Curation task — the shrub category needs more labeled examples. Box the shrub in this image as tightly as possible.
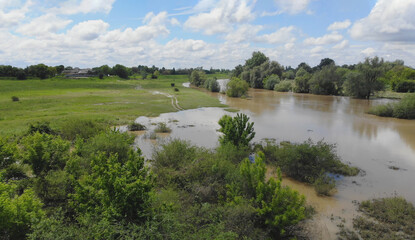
[59,119,106,141]
[395,80,415,92]
[270,139,358,183]
[0,180,45,239]
[353,197,415,239]
[98,73,104,79]
[204,78,220,92]
[154,122,171,133]
[171,83,175,87]
[274,80,293,92]
[11,96,19,102]
[174,87,179,92]
[369,95,415,119]
[313,173,336,196]
[128,122,146,131]
[28,121,55,135]
[226,77,249,97]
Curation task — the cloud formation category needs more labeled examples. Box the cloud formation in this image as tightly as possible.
[350,0,415,42]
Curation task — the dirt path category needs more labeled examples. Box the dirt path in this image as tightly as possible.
[151,91,183,111]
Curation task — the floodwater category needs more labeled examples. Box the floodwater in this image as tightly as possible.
[131,82,415,238]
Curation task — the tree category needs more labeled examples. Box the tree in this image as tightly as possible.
[296,62,312,73]
[112,64,129,79]
[55,65,65,75]
[263,74,280,90]
[233,64,243,78]
[317,58,335,70]
[294,67,311,93]
[21,132,70,177]
[0,179,45,239]
[231,153,306,238]
[70,150,153,223]
[218,113,255,147]
[16,69,27,80]
[245,51,269,70]
[190,70,206,87]
[249,66,262,88]
[309,65,341,95]
[226,77,249,97]
[343,57,386,99]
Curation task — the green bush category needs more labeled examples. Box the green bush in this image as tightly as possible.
[313,173,335,196]
[204,78,220,92]
[368,103,394,117]
[59,119,106,141]
[274,80,293,92]
[369,95,415,119]
[0,179,45,239]
[395,80,415,92]
[226,77,249,97]
[28,121,56,135]
[20,132,70,176]
[11,96,19,102]
[128,122,146,131]
[154,122,171,133]
[265,139,358,183]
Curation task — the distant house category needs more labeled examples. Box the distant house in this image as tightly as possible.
[62,67,96,78]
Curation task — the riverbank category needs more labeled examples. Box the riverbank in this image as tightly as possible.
[0,75,226,135]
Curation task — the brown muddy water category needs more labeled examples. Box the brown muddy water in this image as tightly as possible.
[126,84,415,238]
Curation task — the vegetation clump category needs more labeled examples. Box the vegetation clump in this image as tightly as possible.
[257,139,359,195]
[11,96,19,102]
[154,122,172,133]
[128,122,146,131]
[274,80,293,92]
[353,197,415,239]
[226,77,249,97]
[369,94,415,119]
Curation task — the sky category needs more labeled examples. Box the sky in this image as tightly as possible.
[0,0,415,69]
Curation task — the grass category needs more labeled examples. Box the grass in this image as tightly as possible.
[0,75,225,135]
[368,94,415,119]
[353,197,415,239]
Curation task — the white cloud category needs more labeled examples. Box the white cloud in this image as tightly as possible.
[0,0,32,28]
[327,19,351,31]
[184,0,255,35]
[16,14,72,36]
[304,33,343,45]
[225,24,263,43]
[53,0,116,15]
[68,20,109,40]
[255,26,296,44]
[350,0,415,42]
[310,46,324,54]
[361,47,376,56]
[332,40,349,49]
[268,0,311,15]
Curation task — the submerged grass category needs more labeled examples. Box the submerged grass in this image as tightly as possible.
[353,197,415,239]
[0,75,225,135]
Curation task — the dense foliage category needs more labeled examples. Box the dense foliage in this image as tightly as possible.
[226,77,249,97]
[218,113,255,147]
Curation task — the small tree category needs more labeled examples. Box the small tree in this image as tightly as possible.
[112,64,129,79]
[218,113,255,147]
[226,77,249,97]
[190,70,206,87]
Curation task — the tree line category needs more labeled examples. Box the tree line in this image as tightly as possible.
[231,52,415,99]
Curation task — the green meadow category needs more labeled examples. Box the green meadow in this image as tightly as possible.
[0,74,227,135]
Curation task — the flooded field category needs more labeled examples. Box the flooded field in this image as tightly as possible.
[130,85,415,238]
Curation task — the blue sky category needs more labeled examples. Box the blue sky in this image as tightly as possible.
[0,0,414,69]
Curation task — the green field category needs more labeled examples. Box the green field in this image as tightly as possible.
[0,74,227,135]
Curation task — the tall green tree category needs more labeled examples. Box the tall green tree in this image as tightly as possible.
[244,51,269,70]
[344,57,385,99]
[218,113,255,147]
